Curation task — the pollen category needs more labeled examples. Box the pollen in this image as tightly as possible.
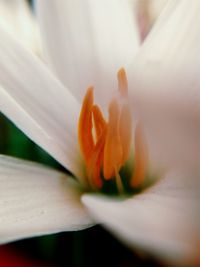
[78,68,148,193]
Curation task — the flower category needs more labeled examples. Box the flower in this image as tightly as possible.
[0,0,199,266]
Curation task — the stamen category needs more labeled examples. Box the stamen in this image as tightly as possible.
[103,99,123,180]
[87,130,106,189]
[119,104,132,165]
[92,105,107,143]
[115,167,124,194]
[78,87,94,164]
[78,68,149,193]
[117,68,128,96]
[131,123,148,188]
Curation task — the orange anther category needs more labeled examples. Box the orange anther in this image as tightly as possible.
[117,68,128,96]
[92,105,107,142]
[103,99,123,179]
[87,129,106,189]
[131,124,148,188]
[119,104,132,165]
[78,68,147,192]
[78,87,94,164]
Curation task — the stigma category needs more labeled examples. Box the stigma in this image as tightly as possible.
[78,68,148,193]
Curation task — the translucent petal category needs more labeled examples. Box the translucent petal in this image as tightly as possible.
[37,0,140,107]
[82,170,200,265]
[129,0,200,117]
[0,155,93,244]
[0,26,82,177]
[128,0,200,170]
[0,0,41,54]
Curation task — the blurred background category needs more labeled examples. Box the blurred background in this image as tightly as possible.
[0,0,165,266]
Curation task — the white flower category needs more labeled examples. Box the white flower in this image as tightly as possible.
[0,0,199,266]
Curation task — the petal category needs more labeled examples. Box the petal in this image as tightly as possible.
[138,110,200,175]
[0,25,82,178]
[0,155,93,244]
[147,0,169,24]
[36,0,140,106]
[136,0,169,41]
[0,0,41,54]
[129,0,200,116]
[128,0,200,170]
[82,171,200,265]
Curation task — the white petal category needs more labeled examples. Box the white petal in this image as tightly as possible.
[0,0,41,54]
[136,0,169,40]
[140,111,200,174]
[147,0,169,23]
[82,171,200,265]
[128,0,200,170]
[36,0,140,106]
[129,0,200,116]
[0,25,83,178]
[0,155,93,244]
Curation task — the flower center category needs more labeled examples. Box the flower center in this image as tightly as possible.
[78,68,149,194]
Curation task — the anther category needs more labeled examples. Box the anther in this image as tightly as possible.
[117,68,128,96]
[78,87,94,164]
[78,68,149,193]
[131,123,148,188]
[103,99,123,179]
[92,105,107,143]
